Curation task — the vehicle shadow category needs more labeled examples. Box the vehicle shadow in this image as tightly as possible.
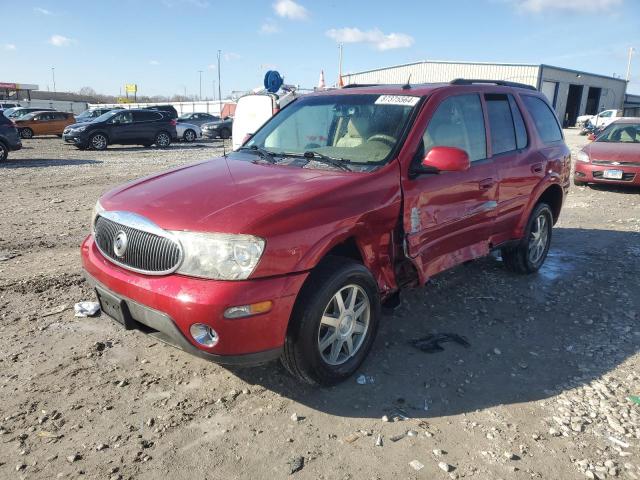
[586,184,640,194]
[230,227,640,419]
[0,158,102,168]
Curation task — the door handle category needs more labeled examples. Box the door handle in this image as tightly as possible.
[478,178,495,190]
[531,163,543,174]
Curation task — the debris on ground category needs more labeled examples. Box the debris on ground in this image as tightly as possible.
[409,333,470,353]
[42,304,69,317]
[409,460,424,471]
[438,461,454,472]
[356,374,375,385]
[74,301,101,317]
[375,434,383,447]
[288,456,304,474]
[343,433,359,444]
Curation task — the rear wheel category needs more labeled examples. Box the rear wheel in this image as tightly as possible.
[501,202,553,274]
[154,131,171,148]
[89,133,108,150]
[281,257,381,385]
[0,142,8,162]
[183,129,196,142]
[20,128,33,139]
[220,128,231,140]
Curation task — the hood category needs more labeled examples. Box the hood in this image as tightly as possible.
[65,123,89,129]
[100,153,361,235]
[583,142,640,163]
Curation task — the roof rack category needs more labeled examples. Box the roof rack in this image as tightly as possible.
[449,78,537,91]
[342,83,381,89]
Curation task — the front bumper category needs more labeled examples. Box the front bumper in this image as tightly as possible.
[202,129,221,138]
[574,162,640,185]
[81,235,308,364]
[63,132,87,146]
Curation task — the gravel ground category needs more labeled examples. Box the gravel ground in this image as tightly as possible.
[0,131,638,480]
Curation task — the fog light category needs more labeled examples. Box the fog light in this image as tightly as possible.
[190,323,219,347]
[224,300,273,319]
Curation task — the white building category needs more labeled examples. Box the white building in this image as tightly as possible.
[343,61,628,127]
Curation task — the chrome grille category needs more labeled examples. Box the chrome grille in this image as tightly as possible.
[94,214,181,275]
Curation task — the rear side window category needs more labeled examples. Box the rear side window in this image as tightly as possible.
[508,96,528,149]
[485,94,516,155]
[133,111,162,122]
[423,94,486,162]
[522,95,562,143]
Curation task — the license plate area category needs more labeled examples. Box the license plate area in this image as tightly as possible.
[95,287,135,329]
[603,169,623,180]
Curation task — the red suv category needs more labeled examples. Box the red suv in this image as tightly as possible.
[82,80,571,385]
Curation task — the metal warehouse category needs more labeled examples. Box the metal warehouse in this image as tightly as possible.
[343,61,628,127]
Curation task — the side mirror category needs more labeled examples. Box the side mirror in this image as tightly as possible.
[413,146,470,176]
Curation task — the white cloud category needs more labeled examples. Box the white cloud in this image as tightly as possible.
[149,60,160,65]
[223,52,241,61]
[326,28,414,51]
[260,19,280,34]
[34,7,53,15]
[48,34,73,47]
[208,64,216,70]
[512,0,623,12]
[2,43,16,51]
[273,0,308,20]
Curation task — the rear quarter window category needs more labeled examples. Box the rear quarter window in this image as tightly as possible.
[134,111,163,122]
[521,95,563,144]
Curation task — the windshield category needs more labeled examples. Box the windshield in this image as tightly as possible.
[596,123,640,143]
[77,110,95,119]
[245,94,420,167]
[93,110,121,123]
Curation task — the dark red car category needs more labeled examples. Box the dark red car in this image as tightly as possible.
[574,118,640,186]
[82,80,571,385]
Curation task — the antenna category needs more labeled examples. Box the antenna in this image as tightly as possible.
[402,74,412,90]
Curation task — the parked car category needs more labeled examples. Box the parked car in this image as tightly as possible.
[63,109,177,150]
[75,107,122,123]
[0,102,21,110]
[202,117,233,139]
[574,118,640,186]
[176,122,201,142]
[15,111,75,139]
[82,80,570,385]
[178,112,220,127]
[0,113,22,161]
[6,107,56,119]
[576,109,619,129]
[144,105,178,119]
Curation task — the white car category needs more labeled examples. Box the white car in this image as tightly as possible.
[577,109,619,128]
[176,122,201,142]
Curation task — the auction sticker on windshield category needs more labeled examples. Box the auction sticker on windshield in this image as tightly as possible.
[375,95,420,106]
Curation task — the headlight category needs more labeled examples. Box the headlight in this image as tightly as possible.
[576,151,590,163]
[172,231,265,280]
[90,200,104,232]
[74,126,88,132]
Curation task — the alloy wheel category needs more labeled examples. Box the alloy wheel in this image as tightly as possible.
[91,134,107,150]
[0,144,7,161]
[317,284,371,366]
[184,130,195,142]
[528,213,549,265]
[157,133,170,147]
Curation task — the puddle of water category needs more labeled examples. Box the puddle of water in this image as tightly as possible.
[538,250,582,281]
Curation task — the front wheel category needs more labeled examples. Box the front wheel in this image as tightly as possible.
[0,142,8,162]
[154,131,171,148]
[183,129,196,142]
[20,128,33,139]
[281,257,381,385]
[501,202,553,274]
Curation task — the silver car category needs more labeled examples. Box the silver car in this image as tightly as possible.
[177,112,220,127]
[176,122,202,143]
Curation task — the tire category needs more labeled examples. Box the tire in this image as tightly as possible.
[154,131,171,148]
[501,202,553,274]
[0,141,8,162]
[220,128,231,140]
[89,133,108,150]
[183,129,196,143]
[20,128,33,139]
[281,257,381,385]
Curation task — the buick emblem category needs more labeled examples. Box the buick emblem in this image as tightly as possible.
[113,231,128,257]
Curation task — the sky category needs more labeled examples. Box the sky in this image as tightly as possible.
[1,0,639,98]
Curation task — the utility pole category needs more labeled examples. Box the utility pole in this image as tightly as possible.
[51,67,56,93]
[338,43,343,87]
[198,70,204,100]
[217,50,222,116]
[626,47,635,82]
[212,80,215,101]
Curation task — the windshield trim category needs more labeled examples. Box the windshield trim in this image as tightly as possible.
[244,93,426,169]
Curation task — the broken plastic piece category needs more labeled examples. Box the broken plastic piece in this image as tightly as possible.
[74,301,101,317]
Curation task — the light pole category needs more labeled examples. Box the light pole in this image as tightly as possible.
[626,47,635,82]
[51,67,56,93]
[217,50,222,116]
[198,70,203,100]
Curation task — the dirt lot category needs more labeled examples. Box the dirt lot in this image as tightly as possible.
[0,131,639,480]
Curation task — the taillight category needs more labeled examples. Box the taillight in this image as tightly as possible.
[170,119,177,126]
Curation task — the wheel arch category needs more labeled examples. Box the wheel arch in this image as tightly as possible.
[513,179,564,238]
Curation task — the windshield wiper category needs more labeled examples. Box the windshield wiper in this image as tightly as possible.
[281,151,352,172]
[238,145,277,164]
